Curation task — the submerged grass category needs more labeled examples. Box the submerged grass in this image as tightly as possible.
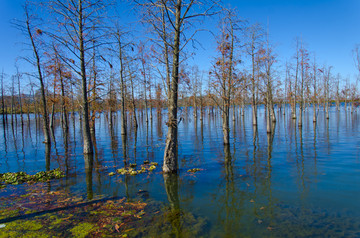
[0,183,208,237]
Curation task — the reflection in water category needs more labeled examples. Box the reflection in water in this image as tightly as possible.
[109,120,119,166]
[63,129,70,177]
[2,106,360,237]
[313,121,318,179]
[84,153,94,200]
[45,143,51,172]
[2,121,7,154]
[163,173,181,237]
[223,144,235,236]
[133,126,138,164]
[122,133,127,166]
[157,113,163,139]
[265,125,275,223]
[45,143,51,192]
[146,121,149,161]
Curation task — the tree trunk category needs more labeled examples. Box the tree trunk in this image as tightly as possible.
[17,72,24,126]
[118,33,127,136]
[79,0,93,154]
[163,0,181,173]
[59,70,68,131]
[222,105,230,144]
[1,71,6,128]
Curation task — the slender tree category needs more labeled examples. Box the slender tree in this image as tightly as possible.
[210,9,241,144]
[246,23,263,126]
[48,0,109,154]
[16,4,51,144]
[1,70,6,128]
[137,0,219,173]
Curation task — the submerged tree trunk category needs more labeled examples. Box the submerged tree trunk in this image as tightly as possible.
[163,0,182,173]
[222,105,230,144]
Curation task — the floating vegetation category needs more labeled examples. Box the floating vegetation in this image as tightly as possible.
[187,168,202,173]
[114,162,159,176]
[0,168,65,188]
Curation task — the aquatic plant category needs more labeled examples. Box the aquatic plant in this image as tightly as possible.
[0,168,65,188]
[187,168,202,173]
[113,162,159,176]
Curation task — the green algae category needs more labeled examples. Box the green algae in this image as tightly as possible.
[0,219,48,238]
[70,222,96,238]
[0,168,65,188]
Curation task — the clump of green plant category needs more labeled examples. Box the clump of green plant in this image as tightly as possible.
[70,222,96,238]
[112,162,159,176]
[187,168,202,173]
[0,168,65,188]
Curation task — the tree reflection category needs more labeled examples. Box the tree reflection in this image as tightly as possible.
[109,119,119,166]
[45,143,51,191]
[122,133,127,166]
[223,143,235,236]
[84,153,94,200]
[45,143,51,172]
[157,112,163,139]
[163,173,181,237]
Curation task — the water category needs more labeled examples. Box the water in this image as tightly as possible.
[1,105,360,237]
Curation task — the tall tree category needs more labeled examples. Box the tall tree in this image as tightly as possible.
[137,0,219,173]
[298,42,309,128]
[311,55,319,123]
[114,27,128,136]
[1,70,6,128]
[258,34,277,133]
[246,23,263,126]
[15,4,51,144]
[49,0,109,154]
[210,9,241,144]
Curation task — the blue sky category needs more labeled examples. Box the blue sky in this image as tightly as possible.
[1,0,360,85]
[228,0,360,79]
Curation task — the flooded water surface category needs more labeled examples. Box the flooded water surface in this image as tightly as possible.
[1,105,360,237]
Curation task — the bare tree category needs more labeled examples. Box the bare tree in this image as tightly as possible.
[311,55,319,123]
[324,65,332,119]
[136,0,220,173]
[246,23,263,126]
[1,70,6,128]
[48,0,109,154]
[298,41,309,128]
[210,9,241,144]
[258,34,277,133]
[13,3,51,144]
